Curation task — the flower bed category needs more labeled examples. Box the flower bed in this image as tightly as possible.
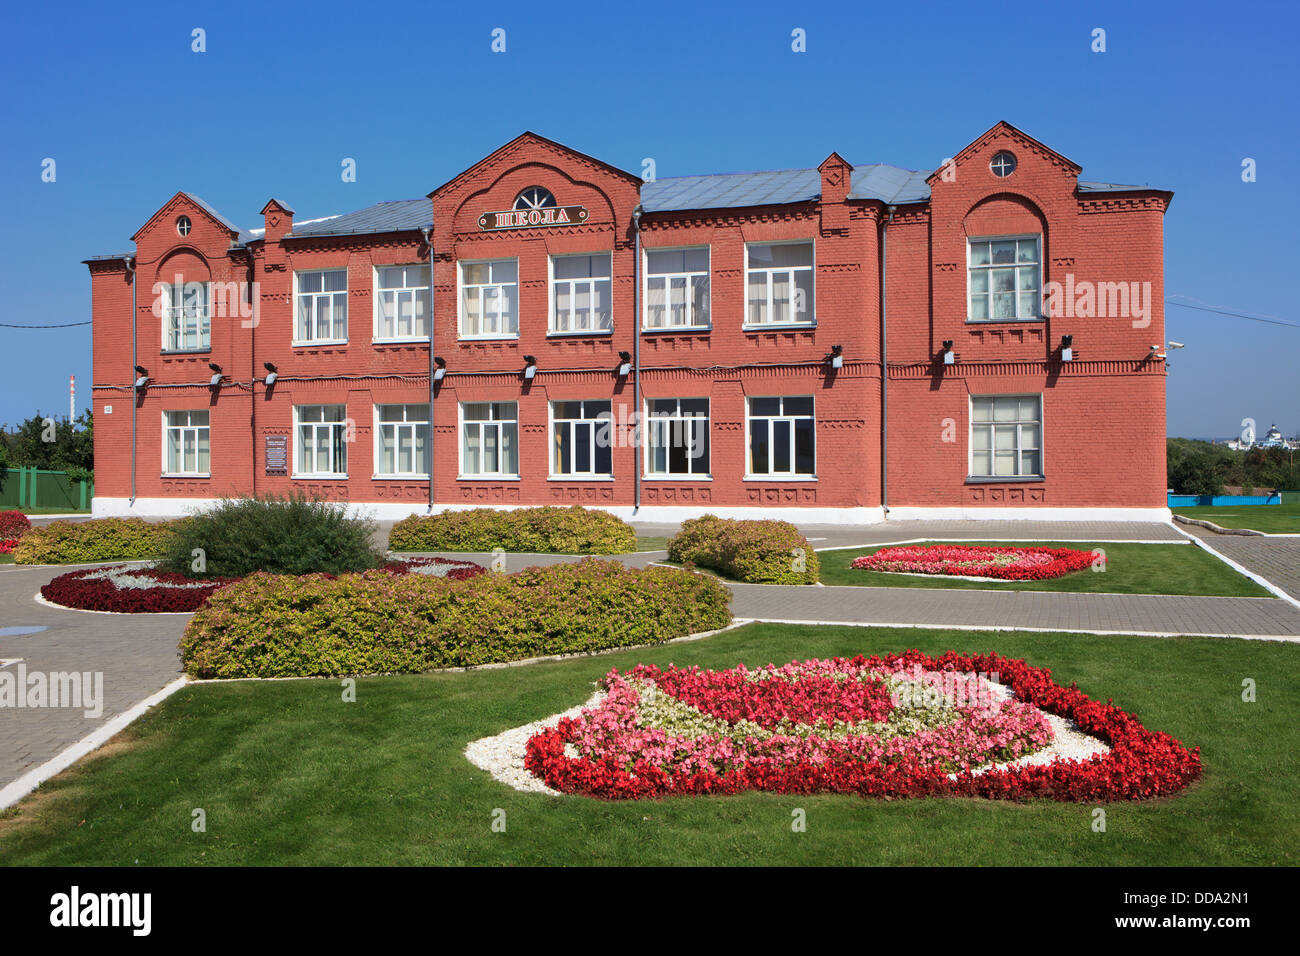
[0,538,19,555]
[524,650,1201,802]
[850,544,1101,581]
[40,556,485,614]
[0,510,32,540]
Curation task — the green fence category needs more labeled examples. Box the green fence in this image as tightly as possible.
[0,467,93,511]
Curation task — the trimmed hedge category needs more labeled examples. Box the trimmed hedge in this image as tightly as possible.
[667,515,820,585]
[181,559,732,678]
[388,506,637,555]
[12,518,180,565]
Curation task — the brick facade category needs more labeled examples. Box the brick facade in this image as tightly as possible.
[87,122,1172,522]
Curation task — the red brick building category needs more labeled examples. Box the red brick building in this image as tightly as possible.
[86,121,1173,523]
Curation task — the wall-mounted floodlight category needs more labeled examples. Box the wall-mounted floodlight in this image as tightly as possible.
[617,351,632,377]
[941,340,955,365]
[263,362,278,386]
[433,356,446,382]
[133,365,149,388]
[826,344,843,370]
[1060,334,1073,362]
[522,355,537,380]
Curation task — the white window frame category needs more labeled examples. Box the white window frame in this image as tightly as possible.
[458,258,519,339]
[966,234,1041,323]
[373,264,431,342]
[162,409,210,477]
[549,399,613,479]
[968,394,1043,479]
[643,398,711,478]
[548,253,613,335]
[642,245,711,331]
[744,240,815,328]
[745,396,816,479]
[373,403,431,478]
[161,281,211,352]
[293,404,349,478]
[293,269,349,345]
[458,401,520,479]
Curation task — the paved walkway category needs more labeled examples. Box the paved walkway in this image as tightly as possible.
[1178,525,1300,602]
[0,564,185,790]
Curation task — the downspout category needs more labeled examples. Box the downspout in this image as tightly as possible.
[880,206,895,518]
[631,206,643,514]
[126,255,137,506]
[423,226,435,513]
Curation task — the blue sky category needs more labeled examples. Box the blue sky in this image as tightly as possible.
[1,0,1296,438]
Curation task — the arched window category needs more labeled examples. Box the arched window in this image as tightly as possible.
[514,186,556,211]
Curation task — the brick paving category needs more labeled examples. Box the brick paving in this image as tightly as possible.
[1178,527,1300,602]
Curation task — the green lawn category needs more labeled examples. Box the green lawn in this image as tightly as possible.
[817,541,1270,597]
[1174,503,1300,535]
[1,622,1296,866]
[635,535,670,552]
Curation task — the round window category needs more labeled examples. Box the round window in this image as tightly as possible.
[176,215,192,237]
[514,186,556,210]
[989,151,1017,178]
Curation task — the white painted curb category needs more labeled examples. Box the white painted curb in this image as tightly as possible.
[1171,523,1300,610]
[0,677,190,812]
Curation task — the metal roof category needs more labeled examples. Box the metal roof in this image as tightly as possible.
[183,192,254,242]
[289,199,431,238]
[1077,181,1166,194]
[641,164,934,212]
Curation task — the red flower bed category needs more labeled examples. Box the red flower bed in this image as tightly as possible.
[0,510,32,539]
[851,544,1101,580]
[524,650,1201,802]
[40,556,487,613]
[0,538,20,555]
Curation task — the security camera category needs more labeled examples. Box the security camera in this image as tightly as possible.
[1168,341,1185,349]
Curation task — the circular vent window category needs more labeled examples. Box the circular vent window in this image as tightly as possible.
[989,151,1017,178]
[176,215,192,237]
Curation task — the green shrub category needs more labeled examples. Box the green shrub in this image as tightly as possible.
[388,506,637,554]
[13,517,179,564]
[180,559,732,677]
[667,515,820,584]
[155,494,382,578]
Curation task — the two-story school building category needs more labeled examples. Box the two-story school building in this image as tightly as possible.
[85,121,1173,523]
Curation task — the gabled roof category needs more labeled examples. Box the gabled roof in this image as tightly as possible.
[131,191,250,243]
[286,199,430,238]
[429,130,641,199]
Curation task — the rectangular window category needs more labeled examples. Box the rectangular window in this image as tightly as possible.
[295,270,348,343]
[460,402,519,477]
[163,282,210,351]
[644,247,710,329]
[646,398,710,476]
[746,242,814,326]
[551,254,612,333]
[375,403,430,476]
[747,396,815,477]
[970,395,1042,478]
[460,259,518,337]
[968,236,1040,321]
[295,404,348,476]
[551,400,612,477]
[375,265,430,340]
[163,410,210,475]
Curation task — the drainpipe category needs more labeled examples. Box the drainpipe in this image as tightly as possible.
[880,206,895,518]
[423,226,435,513]
[631,206,643,514]
[126,255,137,507]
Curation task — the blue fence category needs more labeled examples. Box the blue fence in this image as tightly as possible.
[1168,493,1282,507]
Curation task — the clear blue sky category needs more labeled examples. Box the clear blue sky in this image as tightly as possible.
[1,0,1295,439]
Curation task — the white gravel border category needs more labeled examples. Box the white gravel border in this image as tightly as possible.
[465,677,1110,795]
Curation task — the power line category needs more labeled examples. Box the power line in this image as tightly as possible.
[1166,300,1300,329]
[0,320,91,328]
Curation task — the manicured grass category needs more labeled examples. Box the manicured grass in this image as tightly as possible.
[1,622,1296,866]
[817,541,1271,597]
[20,508,91,516]
[635,535,670,552]
[1174,503,1300,535]
[0,554,13,564]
